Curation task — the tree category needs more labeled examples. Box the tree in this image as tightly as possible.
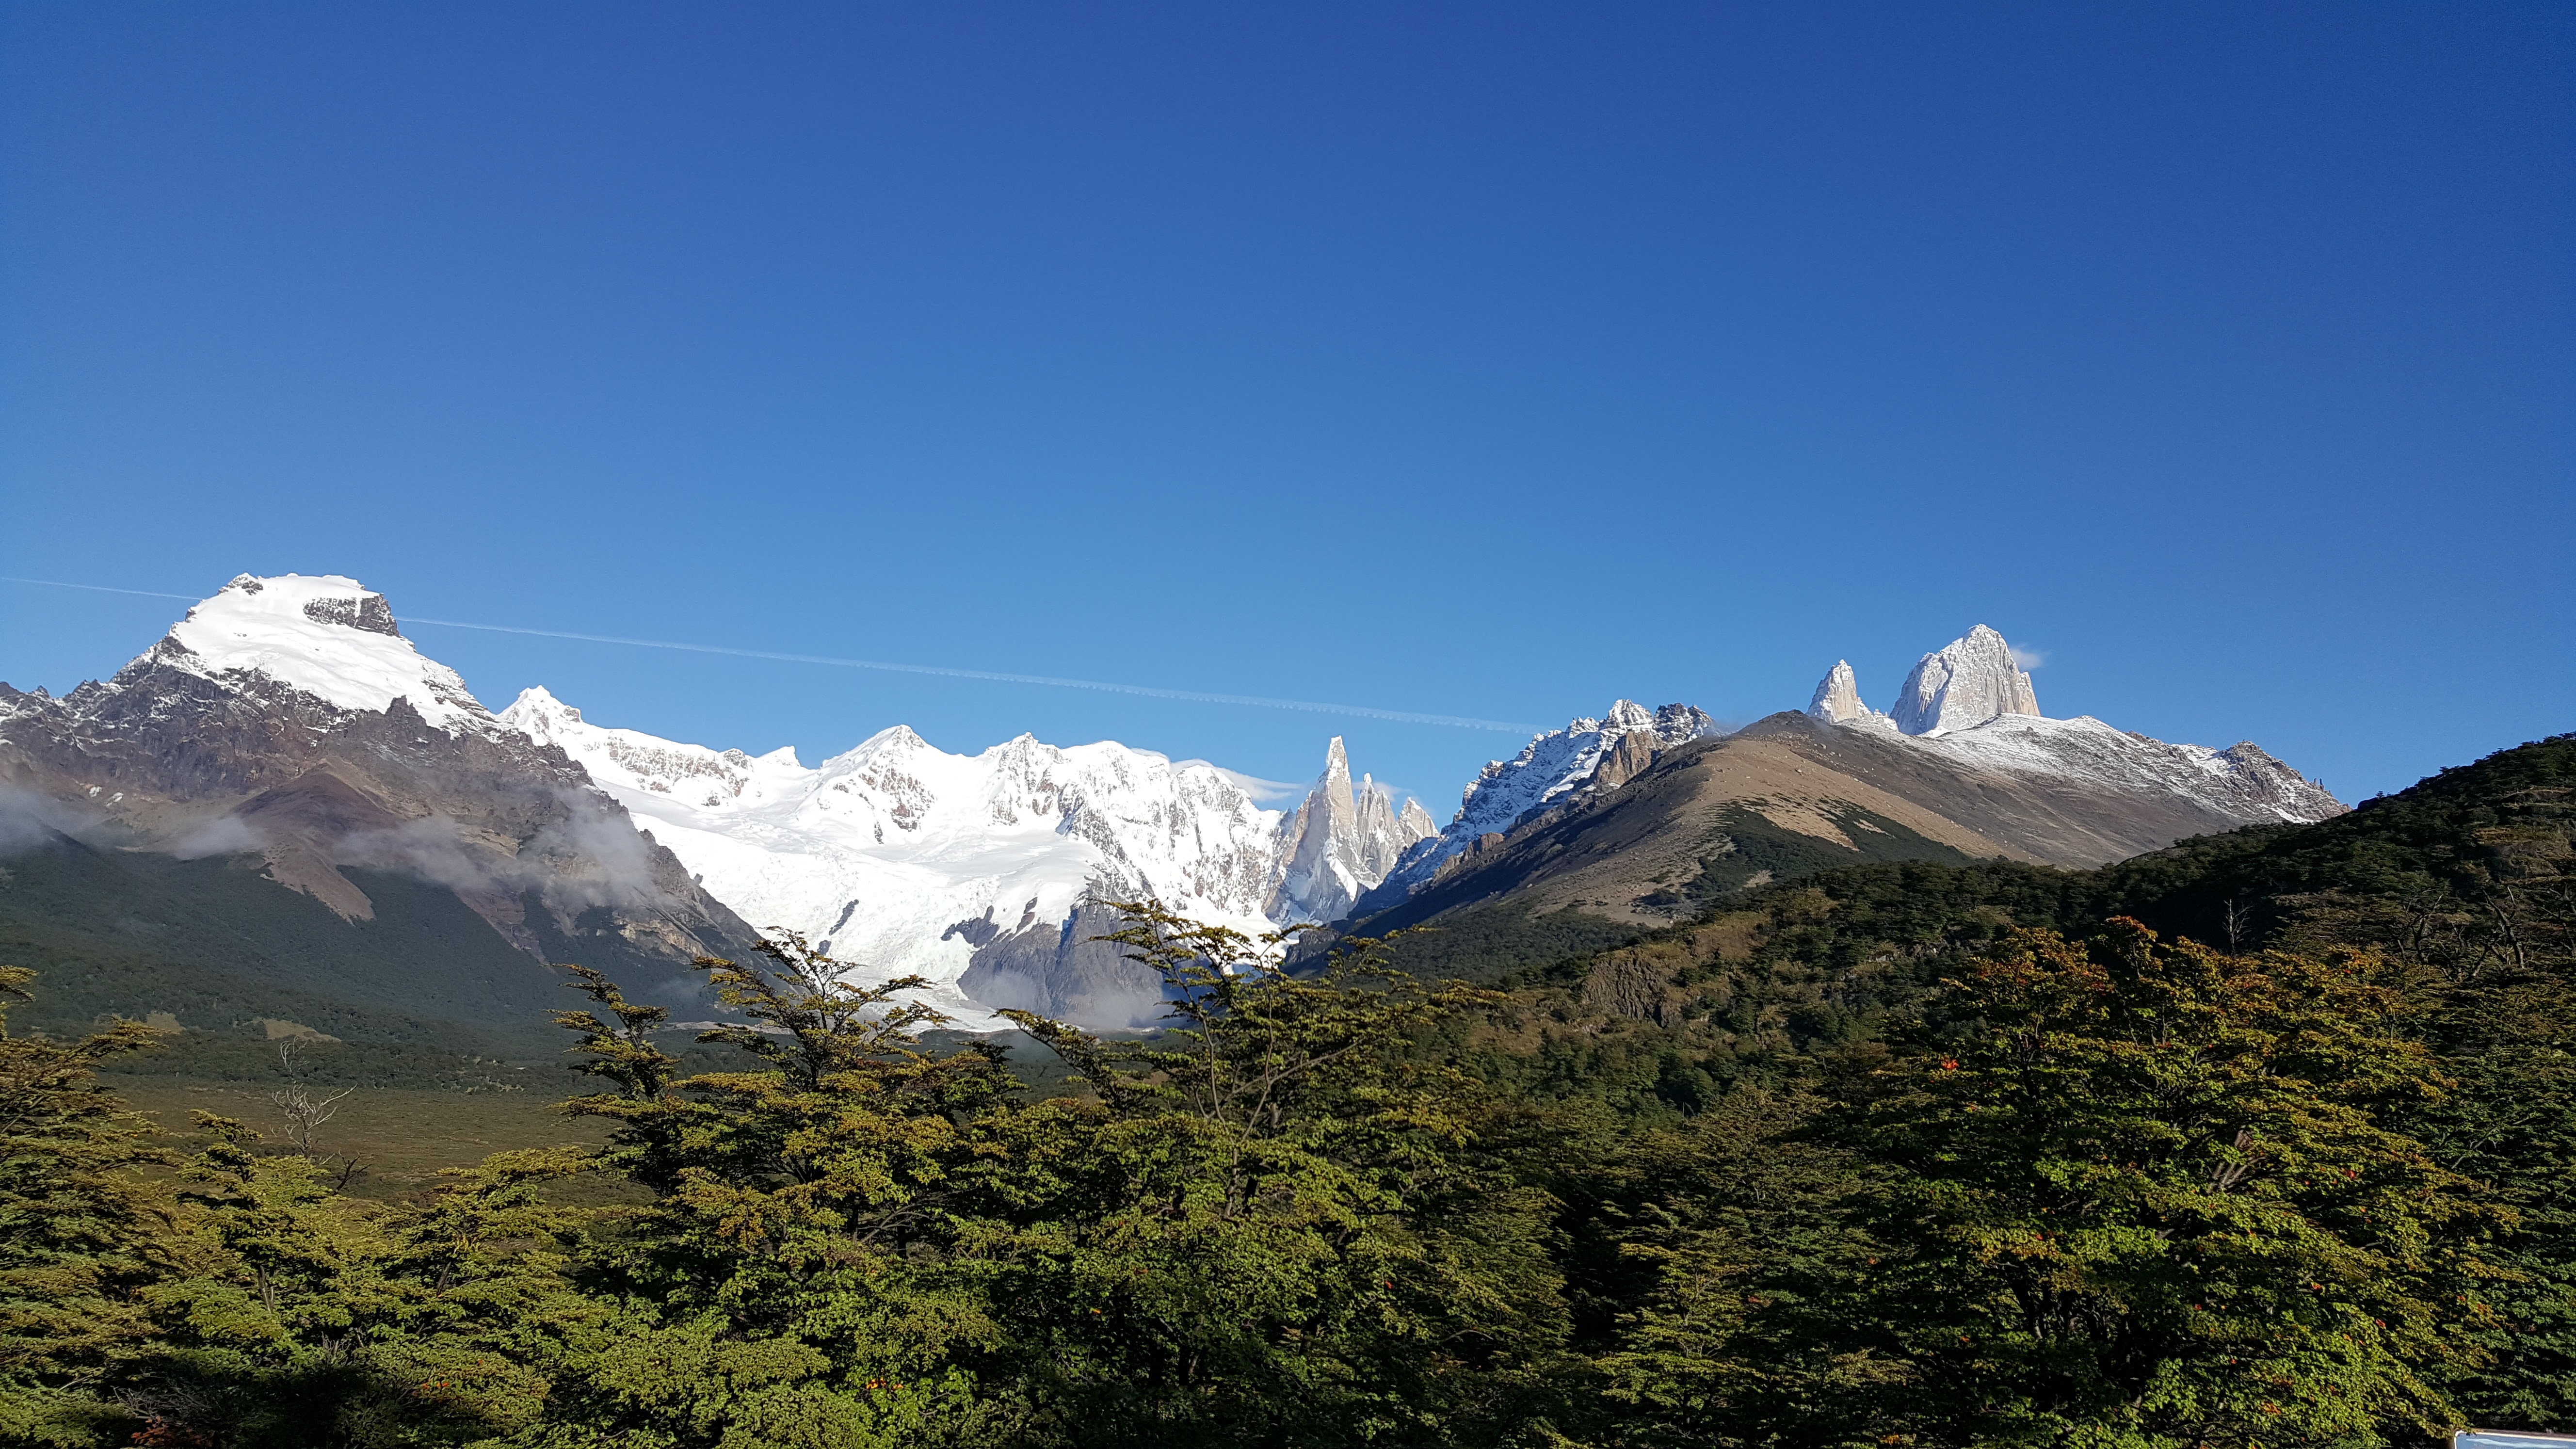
[1819,921,2496,1448]
[988,905,1573,1448]
[0,967,175,1448]
[530,936,1029,1448]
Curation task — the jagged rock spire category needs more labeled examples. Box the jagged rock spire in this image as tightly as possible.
[1268,737,1436,924]
[1808,660,1868,723]
[1890,625,2039,735]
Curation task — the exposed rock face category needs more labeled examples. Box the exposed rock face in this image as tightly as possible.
[1269,738,1439,924]
[1890,625,2040,735]
[956,900,1170,1030]
[1359,700,1726,913]
[1807,660,1869,723]
[1335,708,2351,951]
[0,576,757,990]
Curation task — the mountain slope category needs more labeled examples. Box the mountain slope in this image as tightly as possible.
[0,574,758,1028]
[1329,625,2343,961]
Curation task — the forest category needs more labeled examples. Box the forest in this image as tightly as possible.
[2,734,2568,1448]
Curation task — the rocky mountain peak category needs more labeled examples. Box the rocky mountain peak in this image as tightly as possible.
[1807,660,1868,723]
[1360,698,1728,911]
[142,573,496,735]
[1269,737,1435,924]
[497,685,582,739]
[1890,625,2040,736]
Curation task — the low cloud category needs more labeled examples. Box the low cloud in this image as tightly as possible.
[2009,643,2048,670]
[337,789,666,911]
[1208,767,1310,807]
[167,815,267,859]
[0,787,95,855]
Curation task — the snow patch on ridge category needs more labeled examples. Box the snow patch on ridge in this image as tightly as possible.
[1373,700,1724,901]
[150,574,496,734]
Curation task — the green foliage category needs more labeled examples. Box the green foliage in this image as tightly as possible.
[988,906,1572,1446]
[536,937,1026,1447]
[0,967,175,1447]
[1820,924,2492,1447]
[1361,899,1646,986]
[0,734,2570,1444]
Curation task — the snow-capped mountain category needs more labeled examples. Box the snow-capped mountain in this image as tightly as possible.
[143,573,500,735]
[497,689,1435,1025]
[1803,625,2342,824]
[1341,625,2343,933]
[1361,700,1724,909]
[2,575,2352,1032]
[0,575,755,1014]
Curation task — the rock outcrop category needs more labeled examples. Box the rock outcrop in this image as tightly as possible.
[1359,700,1726,913]
[1890,625,2041,735]
[1269,738,1439,924]
[1807,660,1869,723]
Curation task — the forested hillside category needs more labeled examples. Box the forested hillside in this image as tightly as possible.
[0,736,2567,1447]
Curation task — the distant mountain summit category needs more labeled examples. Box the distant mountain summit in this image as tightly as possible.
[1888,624,2042,733]
[1,574,1434,1030]
[1336,625,2344,949]
[1801,626,2342,825]
[0,574,757,1033]
[500,686,1433,1026]
[1358,701,1722,914]
[0,580,2349,1034]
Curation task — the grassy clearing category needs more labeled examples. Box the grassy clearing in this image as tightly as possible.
[115,1078,614,1199]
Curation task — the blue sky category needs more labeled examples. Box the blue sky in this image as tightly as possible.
[3,2,2568,814]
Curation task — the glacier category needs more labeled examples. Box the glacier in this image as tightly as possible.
[498,688,1435,1022]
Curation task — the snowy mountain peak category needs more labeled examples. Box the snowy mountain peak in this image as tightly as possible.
[1808,661,1869,723]
[1795,626,2342,826]
[498,699,1431,1018]
[505,684,581,724]
[1367,699,1726,904]
[1268,737,1436,925]
[1321,734,1352,784]
[143,573,495,734]
[1890,625,2039,736]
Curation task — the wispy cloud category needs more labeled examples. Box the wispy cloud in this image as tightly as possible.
[2009,642,2048,670]
[1208,767,1309,806]
[1,575,1541,735]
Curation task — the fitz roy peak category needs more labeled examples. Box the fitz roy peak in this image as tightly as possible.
[1889,625,2042,734]
[1802,625,2342,826]
[1339,623,2346,937]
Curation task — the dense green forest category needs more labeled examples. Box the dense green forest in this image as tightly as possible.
[2,735,2568,1447]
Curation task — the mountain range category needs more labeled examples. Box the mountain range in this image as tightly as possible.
[0,576,2344,1030]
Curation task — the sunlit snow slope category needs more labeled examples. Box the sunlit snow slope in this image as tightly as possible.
[499,690,1432,1020]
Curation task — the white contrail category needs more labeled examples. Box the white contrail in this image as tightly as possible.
[1,575,1542,735]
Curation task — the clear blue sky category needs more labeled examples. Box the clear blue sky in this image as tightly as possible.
[3,3,2568,814]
